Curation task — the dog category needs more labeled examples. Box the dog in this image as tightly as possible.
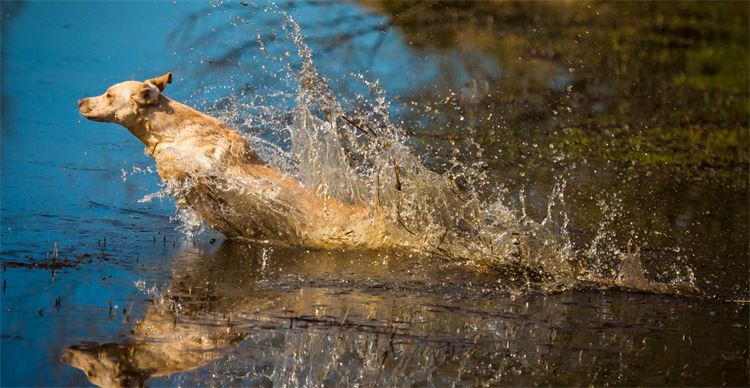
[78,73,397,249]
[75,73,574,274]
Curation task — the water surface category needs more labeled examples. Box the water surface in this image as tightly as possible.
[1,1,747,386]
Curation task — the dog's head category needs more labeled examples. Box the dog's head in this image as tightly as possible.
[78,72,172,124]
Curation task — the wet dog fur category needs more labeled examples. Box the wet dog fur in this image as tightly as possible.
[78,73,383,248]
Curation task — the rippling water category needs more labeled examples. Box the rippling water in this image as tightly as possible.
[1,1,747,386]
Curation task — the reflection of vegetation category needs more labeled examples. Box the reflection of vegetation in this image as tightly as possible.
[366,0,748,186]
[173,1,748,186]
[561,126,748,171]
[359,1,747,285]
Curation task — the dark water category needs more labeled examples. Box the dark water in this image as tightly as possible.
[1,1,748,386]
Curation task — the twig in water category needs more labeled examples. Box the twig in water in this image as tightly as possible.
[375,166,382,207]
[437,226,450,249]
[364,121,382,138]
[123,301,134,324]
[340,307,350,327]
[340,115,374,138]
[396,213,416,236]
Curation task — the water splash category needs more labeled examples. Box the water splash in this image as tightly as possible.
[140,2,696,295]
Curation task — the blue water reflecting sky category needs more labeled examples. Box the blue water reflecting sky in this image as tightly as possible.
[2,3,187,383]
[0,1,442,384]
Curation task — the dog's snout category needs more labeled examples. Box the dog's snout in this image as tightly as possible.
[77,99,85,108]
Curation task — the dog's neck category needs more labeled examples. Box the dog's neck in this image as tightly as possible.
[122,96,221,150]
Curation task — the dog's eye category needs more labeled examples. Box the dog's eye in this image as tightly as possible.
[106,93,113,99]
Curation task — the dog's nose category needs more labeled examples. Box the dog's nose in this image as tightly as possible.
[77,99,85,108]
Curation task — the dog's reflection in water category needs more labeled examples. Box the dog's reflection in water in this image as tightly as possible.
[61,241,473,387]
[63,240,692,387]
[62,242,265,387]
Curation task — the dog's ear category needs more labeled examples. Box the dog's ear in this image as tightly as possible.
[145,72,172,92]
[131,83,161,106]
